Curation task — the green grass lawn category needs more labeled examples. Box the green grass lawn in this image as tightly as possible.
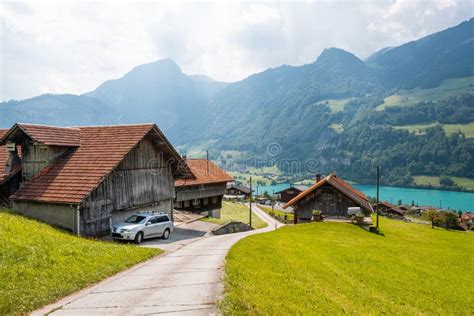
[222,217,474,314]
[329,123,344,134]
[228,172,273,185]
[443,123,474,138]
[201,201,267,229]
[0,210,160,315]
[317,97,353,112]
[414,175,474,191]
[393,122,474,139]
[258,205,294,222]
[377,76,474,110]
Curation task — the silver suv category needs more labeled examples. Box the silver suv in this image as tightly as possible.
[112,211,173,244]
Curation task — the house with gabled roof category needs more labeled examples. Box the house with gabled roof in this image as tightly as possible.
[284,173,373,223]
[226,183,251,198]
[175,159,233,213]
[1,123,191,236]
[275,185,309,203]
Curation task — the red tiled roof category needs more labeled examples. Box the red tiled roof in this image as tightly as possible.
[11,124,185,204]
[175,159,233,187]
[375,201,405,216]
[1,123,81,147]
[283,173,373,212]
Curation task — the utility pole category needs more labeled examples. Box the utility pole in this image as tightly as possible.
[272,189,274,214]
[376,165,380,234]
[249,176,252,228]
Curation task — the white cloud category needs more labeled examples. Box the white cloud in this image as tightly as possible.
[0,0,472,101]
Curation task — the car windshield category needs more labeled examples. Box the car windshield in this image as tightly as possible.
[124,215,147,224]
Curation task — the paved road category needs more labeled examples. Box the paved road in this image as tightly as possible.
[35,206,283,315]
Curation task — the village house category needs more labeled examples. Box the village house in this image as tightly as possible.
[373,201,405,218]
[174,159,233,216]
[226,183,251,199]
[284,173,374,223]
[0,123,192,236]
[275,185,308,203]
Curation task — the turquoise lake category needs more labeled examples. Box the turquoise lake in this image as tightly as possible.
[254,183,474,212]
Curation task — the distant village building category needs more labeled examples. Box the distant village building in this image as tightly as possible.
[0,123,191,237]
[174,159,233,214]
[373,201,405,218]
[276,185,308,203]
[226,183,251,199]
[284,173,374,223]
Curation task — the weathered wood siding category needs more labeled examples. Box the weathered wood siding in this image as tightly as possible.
[279,189,302,203]
[176,183,226,201]
[21,144,69,181]
[296,183,360,221]
[80,137,175,236]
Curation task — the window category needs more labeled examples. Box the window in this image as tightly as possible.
[212,196,218,204]
[125,215,147,223]
[148,216,159,224]
[193,199,200,206]
[203,198,208,205]
[184,200,190,207]
[157,215,169,223]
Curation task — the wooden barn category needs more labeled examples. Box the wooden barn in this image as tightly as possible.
[174,159,233,214]
[226,183,251,198]
[1,123,190,236]
[374,201,405,218]
[284,173,373,223]
[276,185,308,203]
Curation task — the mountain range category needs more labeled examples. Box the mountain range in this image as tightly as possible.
[1,17,473,188]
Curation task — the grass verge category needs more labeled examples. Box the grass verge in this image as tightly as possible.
[258,205,294,222]
[0,210,160,315]
[201,201,267,229]
[222,217,473,314]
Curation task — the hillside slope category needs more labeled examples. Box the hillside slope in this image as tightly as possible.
[0,210,159,315]
[367,17,474,89]
[223,218,474,314]
[85,59,227,143]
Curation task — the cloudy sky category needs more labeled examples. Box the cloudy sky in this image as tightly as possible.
[0,0,473,101]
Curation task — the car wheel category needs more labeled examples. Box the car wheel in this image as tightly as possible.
[162,229,170,240]
[134,232,144,244]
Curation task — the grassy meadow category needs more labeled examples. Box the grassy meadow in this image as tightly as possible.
[258,205,294,222]
[0,210,160,315]
[222,217,474,315]
[377,76,474,110]
[201,201,267,229]
[414,175,474,191]
[393,122,474,138]
[317,97,354,112]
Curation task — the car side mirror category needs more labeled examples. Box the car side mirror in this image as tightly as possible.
[146,222,151,226]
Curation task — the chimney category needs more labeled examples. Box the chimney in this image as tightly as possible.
[316,174,321,182]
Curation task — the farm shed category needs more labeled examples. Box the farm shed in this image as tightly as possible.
[175,159,233,214]
[284,173,374,223]
[276,185,308,203]
[226,183,251,198]
[1,123,190,236]
[374,201,405,218]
